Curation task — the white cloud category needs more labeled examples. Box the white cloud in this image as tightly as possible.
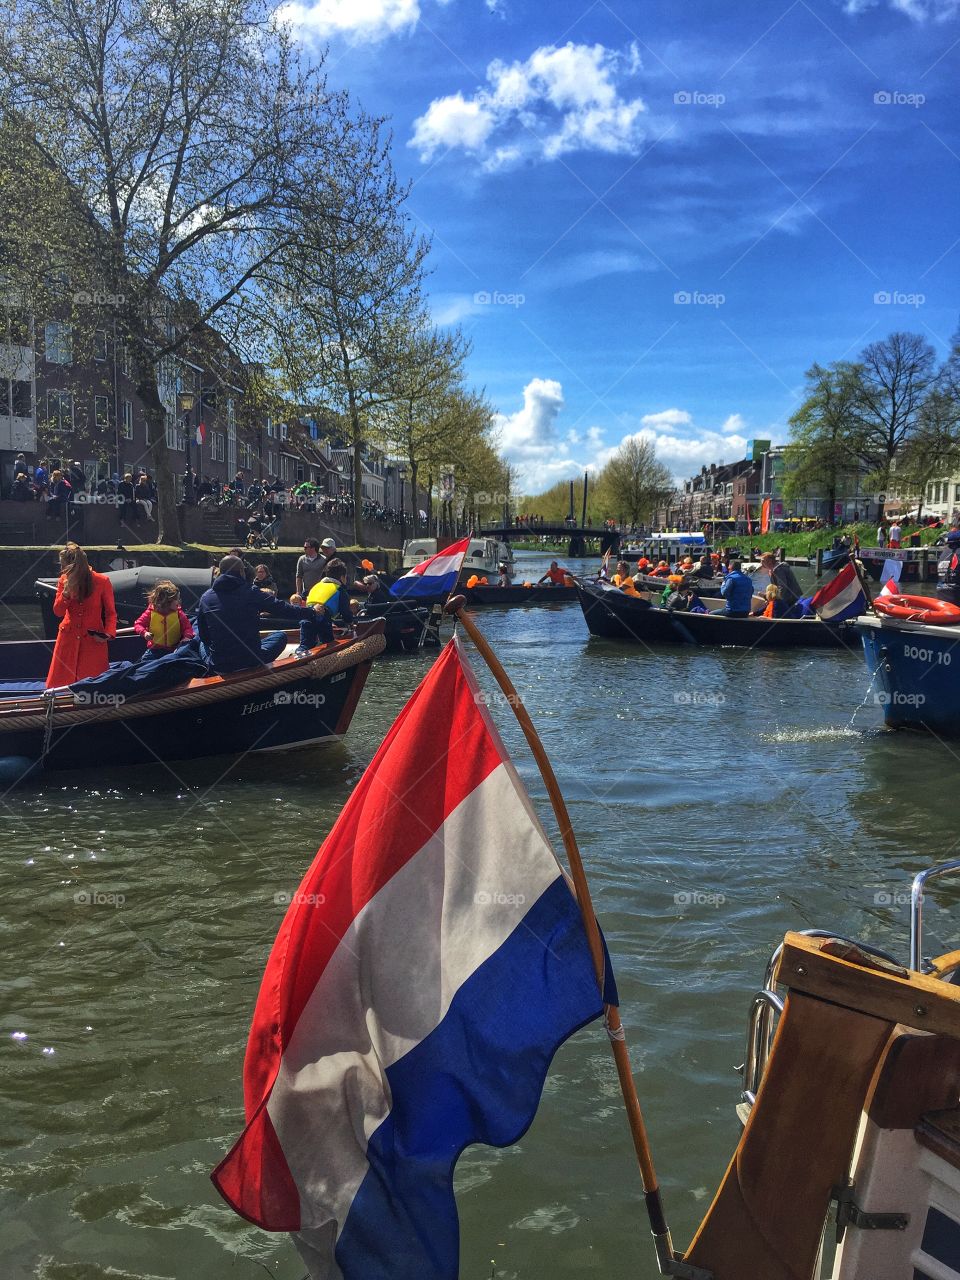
[840,0,959,16]
[720,412,746,435]
[409,41,646,167]
[430,292,482,326]
[275,0,419,43]
[530,249,661,289]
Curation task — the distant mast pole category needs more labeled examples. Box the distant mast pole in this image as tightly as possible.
[568,479,575,525]
[581,471,589,528]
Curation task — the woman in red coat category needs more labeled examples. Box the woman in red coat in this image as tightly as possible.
[46,543,118,688]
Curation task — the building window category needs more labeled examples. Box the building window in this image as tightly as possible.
[44,321,73,364]
[94,395,110,432]
[279,422,288,441]
[212,432,225,461]
[121,343,132,377]
[165,415,186,451]
[94,329,108,361]
[0,380,31,417]
[47,390,73,432]
[266,415,275,438]
[267,449,277,474]
[121,400,133,440]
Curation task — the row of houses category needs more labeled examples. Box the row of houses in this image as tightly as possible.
[657,440,960,530]
[0,289,412,510]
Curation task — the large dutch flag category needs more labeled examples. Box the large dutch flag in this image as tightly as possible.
[810,561,867,623]
[389,537,471,600]
[212,636,614,1279]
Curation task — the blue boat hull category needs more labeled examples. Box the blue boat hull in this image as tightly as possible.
[856,615,960,733]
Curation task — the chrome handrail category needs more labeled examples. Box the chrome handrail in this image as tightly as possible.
[911,860,960,972]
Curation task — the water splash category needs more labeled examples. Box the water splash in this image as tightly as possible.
[760,726,862,744]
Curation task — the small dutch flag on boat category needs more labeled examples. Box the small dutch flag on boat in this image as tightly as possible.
[389,536,471,600]
[810,562,867,623]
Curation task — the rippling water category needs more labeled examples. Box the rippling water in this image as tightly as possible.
[2,554,958,1279]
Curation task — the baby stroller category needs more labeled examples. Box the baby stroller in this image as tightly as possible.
[245,512,281,549]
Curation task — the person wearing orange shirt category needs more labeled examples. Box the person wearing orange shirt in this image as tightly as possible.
[537,561,570,586]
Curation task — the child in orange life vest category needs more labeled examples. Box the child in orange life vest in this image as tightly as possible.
[755,583,785,619]
[134,580,195,657]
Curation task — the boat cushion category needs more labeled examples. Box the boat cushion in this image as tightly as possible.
[0,681,49,697]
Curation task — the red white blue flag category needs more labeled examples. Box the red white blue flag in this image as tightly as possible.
[389,536,470,599]
[810,561,867,622]
[211,637,613,1278]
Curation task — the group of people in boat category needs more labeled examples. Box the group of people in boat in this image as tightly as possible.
[604,550,809,620]
[44,539,373,690]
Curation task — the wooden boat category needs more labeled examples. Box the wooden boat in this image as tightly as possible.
[632,571,724,597]
[682,860,960,1280]
[576,580,853,649]
[462,582,578,605]
[0,623,384,778]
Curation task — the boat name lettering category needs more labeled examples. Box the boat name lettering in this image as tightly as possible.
[904,644,951,664]
[242,697,286,716]
[329,672,346,684]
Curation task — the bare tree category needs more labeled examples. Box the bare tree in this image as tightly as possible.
[852,332,937,487]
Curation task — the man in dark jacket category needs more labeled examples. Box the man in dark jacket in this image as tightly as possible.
[196,556,327,673]
[760,552,803,615]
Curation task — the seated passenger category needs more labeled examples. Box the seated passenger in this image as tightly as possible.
[648,559,670,577]
[691,553,714,580]
[537,560,570,586]
[305,558,355,632]
[360,572,393,605]
[720,560,754,617]
[497,561,513,586]
[196,555,324,673]
[612,560,639,594]
[753,583,786,618]
[252,563,277,593]
[134,580,195,658]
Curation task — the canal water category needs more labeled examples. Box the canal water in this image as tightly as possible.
[1,552,958,1279]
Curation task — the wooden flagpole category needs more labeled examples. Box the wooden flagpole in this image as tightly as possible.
[446,598,703,1279]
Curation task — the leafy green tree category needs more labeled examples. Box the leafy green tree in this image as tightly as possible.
[894,389,960,519]
[597,437,672,527]
[784,361,863,519]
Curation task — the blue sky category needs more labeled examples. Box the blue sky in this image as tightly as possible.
[278,0,960,491]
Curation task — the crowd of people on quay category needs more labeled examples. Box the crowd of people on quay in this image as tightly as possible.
[43,537,381,689]
[7,453,159,524]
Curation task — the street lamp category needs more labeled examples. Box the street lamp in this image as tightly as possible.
[177,389,197,500]
[397,462,407,545]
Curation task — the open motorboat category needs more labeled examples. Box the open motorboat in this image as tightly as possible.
[0,623,384,780]
[401,536,513,577]
[576,579,855,649]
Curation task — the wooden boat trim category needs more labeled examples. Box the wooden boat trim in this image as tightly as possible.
[684,933,960,1279]
[0,633,385,732]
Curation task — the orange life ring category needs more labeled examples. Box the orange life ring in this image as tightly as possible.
[873,594,960,625]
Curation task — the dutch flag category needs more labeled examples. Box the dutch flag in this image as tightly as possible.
[389,537,471,600]
[810,562,867,623]
[212,637,614,1279]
